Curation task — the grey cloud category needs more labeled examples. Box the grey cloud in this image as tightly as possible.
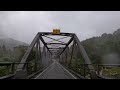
[0,11,120,44]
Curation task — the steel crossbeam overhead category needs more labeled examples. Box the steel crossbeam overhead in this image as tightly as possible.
[47,44,64,48]
[39,32,74,36]
[43,35,66,44]
[48,48,64,49]
[39,34,52,54]
[47,36,70,43]
[46,43,67,45]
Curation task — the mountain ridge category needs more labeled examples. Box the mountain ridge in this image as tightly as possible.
[81,28,120,64]
[0,37,28,50]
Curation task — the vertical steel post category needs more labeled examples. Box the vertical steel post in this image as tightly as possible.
[35,41,39,71]
[97,65,100,75]
[74,42,78,71]
[83,64,86,77]
[65,49,67,65]
[70,40,75,67]
[66,47,69,66]
[38,39,42,68]
[26,62,29,74]
[11,63,15,74]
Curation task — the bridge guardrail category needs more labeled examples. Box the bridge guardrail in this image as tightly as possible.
[59,63,86,79]
[0,62,53,79]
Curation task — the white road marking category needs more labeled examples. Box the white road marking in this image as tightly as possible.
[57,62,77,79]
[34,62,55,79]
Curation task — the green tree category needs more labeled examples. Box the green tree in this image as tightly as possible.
[2,45,7,54]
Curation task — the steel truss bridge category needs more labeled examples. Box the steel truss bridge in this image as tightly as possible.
[0,32,113,79]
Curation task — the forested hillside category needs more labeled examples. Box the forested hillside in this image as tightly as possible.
[0,37,28,62]
[81,29,120,64]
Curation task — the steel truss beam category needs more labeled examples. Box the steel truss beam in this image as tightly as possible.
[15,32,97,79]
[39,32,74,36]
[73,34,98,79]
[43,35,66,44]
[39,34,52,54]
[47,36,70,43]
[16,33,40,71]
[60,36,74,55]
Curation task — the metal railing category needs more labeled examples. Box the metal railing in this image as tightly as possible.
[1,62,120,79]
[0,61,53,79]
[59,63,120,79]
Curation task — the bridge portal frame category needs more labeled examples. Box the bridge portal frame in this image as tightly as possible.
[14,32,98,79]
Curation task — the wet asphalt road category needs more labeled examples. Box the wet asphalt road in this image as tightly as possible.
[35,61,77,79]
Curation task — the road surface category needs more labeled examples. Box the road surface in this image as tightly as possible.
[35,60,77,79]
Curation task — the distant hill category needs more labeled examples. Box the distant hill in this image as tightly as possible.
[0,37,28,50]
[81,29,120,64]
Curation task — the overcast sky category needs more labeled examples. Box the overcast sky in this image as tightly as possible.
[0,11,120,44]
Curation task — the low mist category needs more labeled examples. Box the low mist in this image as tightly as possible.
[102,53,120,64]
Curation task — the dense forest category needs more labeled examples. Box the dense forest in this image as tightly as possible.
[82,29,120,64]
[0,45,28,76]
[0,45,27,62]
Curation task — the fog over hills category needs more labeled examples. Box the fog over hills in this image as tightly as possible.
[0,37,28,50]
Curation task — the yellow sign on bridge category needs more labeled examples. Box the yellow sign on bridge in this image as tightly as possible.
[53,29,60,34]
